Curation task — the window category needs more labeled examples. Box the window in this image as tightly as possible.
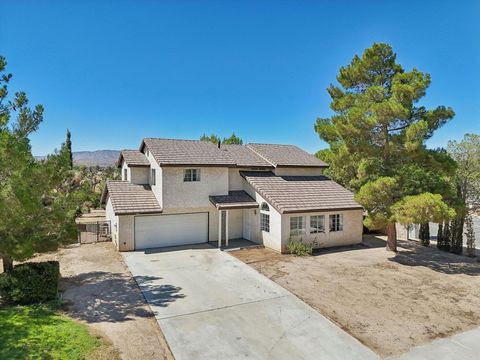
[260,202,270,232]
[184,169,200,182]
[290,216,305,236]
[261,213,270,232]
[310,215,325,234]
[123,168,127,181]
[329,214,343,232]
[151,168,156,185]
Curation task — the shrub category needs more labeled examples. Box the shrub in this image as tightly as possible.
[286,240,313,256]
[0,261,60,305]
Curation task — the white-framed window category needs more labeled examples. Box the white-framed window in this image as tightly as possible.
[123,168,127,181]
[329,214,343,232]
[260,202,270,232]
[290,216,305,236]
[184,169,201,182]
[261,213,270,232]
[310,215,325,234]
[151,168,156,185]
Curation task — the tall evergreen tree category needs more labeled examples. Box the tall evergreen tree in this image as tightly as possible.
[66,129,73,169]
[315,43,455,251]
[0,56,77,272]
[465,214,476,257]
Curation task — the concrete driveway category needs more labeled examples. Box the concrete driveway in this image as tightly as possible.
[123,245,377,360]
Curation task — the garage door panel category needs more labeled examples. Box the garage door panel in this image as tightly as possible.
[135,213,208,250]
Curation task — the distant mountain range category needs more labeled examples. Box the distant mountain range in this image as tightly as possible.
[36,150,120,167]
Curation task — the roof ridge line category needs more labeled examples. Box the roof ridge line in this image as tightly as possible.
[245,144,276,167]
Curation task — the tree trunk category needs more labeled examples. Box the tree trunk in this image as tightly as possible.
[419,223,430,246]
[1,255,13,273]
[386,222,397,252]
[436,223,443,250]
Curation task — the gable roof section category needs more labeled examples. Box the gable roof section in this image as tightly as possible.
[141,138,235,167]
[240,171,362,214]
[246,144,328,168]
[220,144,273,168]
[101,180,162,215]
[117,150,150,168]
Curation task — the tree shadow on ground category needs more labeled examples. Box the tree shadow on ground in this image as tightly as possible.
[62,271,185,323]
[388,240,480,276]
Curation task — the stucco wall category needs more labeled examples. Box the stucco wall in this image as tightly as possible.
[144,148,162,207]
[130,167,149,185]
[162,167,229,209]
[121,162,129,181]
[227,209,243,239]
[273,167,324,176]
[281,209,363,251]
[118,215,135,251]
[105,197,119,249]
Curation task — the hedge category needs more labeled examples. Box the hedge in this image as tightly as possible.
[0,261,60,305]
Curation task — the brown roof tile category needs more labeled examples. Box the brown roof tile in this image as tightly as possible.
[240,171,362,214]
[246,144,328,168]
[142,138,235,167]
[220,144,273,168]
[117,150,150,167]
[102,180,162,215]
[209,191,259,210]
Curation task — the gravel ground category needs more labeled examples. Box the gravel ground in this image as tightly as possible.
[33,242,173,360]
[231,236,480,358]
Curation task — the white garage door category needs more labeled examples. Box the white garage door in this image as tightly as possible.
[135,212,208,250]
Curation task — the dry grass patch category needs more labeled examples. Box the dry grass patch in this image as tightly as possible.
[231,236,480,358]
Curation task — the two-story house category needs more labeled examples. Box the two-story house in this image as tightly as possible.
[101,138,364,253]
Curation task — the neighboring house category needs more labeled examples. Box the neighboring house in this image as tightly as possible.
[101,138,364,253]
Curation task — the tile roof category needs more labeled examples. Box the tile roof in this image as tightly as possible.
[209,191,259,210]
[220,144,273,168]
[141,138,236,167]
[117,150,150,167]
[246,144,328,168]
[101,180,162,215]
[240,171,362,214]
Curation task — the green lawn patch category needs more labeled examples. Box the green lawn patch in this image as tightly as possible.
[0,305,116,360]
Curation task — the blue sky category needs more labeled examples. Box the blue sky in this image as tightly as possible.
[1,0,479,155]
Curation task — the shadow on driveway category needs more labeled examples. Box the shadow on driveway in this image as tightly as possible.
[63,271,185,323]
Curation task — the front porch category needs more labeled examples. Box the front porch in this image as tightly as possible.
[210,238,260,251]
[209,190,259,248]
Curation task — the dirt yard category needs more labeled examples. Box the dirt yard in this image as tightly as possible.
[231,236,480,358]
[34,243,173,360]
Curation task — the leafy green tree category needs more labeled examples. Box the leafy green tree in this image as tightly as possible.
[200,132,243,145]
[445,134,480,254]
[392,193,455,247]
[0,56,77,272]
[315,43,455,251]
[222,132,243,145]
[200,133,221,144]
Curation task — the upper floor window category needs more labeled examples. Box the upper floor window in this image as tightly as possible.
[290,216,305,236]
[123,168,127,181]
[151,168,156,185]
[329,214,343,232]
[184,169,200,182]
[310,215,325,234]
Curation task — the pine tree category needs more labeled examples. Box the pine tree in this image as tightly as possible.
[436,223,444,250]
[66,129,73,169]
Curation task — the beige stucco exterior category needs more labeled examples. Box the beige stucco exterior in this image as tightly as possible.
[281,209,364,252]
[107,149,363,253]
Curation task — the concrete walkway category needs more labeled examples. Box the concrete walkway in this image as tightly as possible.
[123,245,378,360]
[391,326,480,360]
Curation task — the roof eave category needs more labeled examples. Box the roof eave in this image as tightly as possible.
[281,206,364,214]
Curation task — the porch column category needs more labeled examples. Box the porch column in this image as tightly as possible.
[218,210,222,248]
[225,210,229,246]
